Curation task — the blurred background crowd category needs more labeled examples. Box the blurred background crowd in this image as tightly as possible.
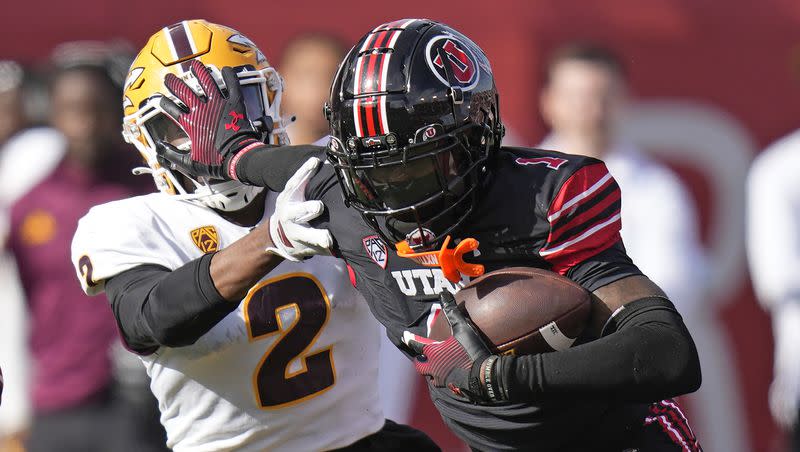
[0,1,798,451]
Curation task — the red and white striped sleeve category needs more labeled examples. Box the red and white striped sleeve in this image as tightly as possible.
[539,162,623,275]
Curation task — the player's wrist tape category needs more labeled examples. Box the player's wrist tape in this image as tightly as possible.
[226,138,263,181]
[494,355,527,402]
[483,355,500,401]
[494,356,510,401]
[480,355,511,402]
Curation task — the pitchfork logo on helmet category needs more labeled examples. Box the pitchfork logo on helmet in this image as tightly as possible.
[426,36,479,89]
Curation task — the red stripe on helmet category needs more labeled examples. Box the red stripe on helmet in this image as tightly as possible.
[363,53,379,93]
[364,96,377,137]
[359,33,375,52]
[372,30,389,49]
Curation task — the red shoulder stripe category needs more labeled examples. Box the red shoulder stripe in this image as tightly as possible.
[548,188,621,245]
[540,215,621,275]
[548,163,613,222]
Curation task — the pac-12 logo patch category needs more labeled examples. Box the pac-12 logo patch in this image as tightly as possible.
[363,235,388,268]
[191,226,219,253]
[425,36,479,90]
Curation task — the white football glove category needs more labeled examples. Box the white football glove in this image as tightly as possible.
[769,301,800,429]
[266,157,333,261]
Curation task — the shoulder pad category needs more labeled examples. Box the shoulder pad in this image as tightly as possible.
[71,195,184,295]
[536,155,623,274]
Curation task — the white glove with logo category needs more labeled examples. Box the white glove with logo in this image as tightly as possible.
[769,301,800,429]
[266,157,333,261]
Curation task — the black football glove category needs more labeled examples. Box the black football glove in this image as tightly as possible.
[156,59,263,180]
[403,291,508,404]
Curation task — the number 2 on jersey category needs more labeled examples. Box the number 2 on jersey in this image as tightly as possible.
[244,273,335,409]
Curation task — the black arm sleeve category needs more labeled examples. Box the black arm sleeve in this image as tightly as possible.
[234,144,327,191]
[566,241,643,293]
[497,297,701,403]
[105,253,237,354]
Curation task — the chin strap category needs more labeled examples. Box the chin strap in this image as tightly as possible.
[396,235,485,283]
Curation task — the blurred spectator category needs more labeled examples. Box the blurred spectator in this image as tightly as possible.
[0,61,26,147]
[538,43,747,452]
[0,61,62,212]
[279,33,346,144]
[0,58,33,452]
[3,44,166,452]
[747,130,800,451]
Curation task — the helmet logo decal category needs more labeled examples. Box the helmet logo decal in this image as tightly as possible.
[413,124,444,143]
[363,235,388,268]
[227,33,257,48]
[227,34,267,64]
[363,136,382,147]
[124,67,144,91]
[424,127,436,139]
[406,227,437,248]
[191,225,219,253]
[426,36,479,90]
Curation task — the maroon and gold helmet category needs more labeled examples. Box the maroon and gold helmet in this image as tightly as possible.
[122,19,288,211]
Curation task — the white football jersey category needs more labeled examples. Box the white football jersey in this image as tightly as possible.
[71,192,384,452]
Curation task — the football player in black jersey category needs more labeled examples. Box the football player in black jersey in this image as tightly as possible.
[155,19,703,452]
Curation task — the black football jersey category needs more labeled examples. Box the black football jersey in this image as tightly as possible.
[306,146,645,450]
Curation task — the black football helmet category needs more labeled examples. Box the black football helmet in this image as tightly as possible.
[326,19,504,252]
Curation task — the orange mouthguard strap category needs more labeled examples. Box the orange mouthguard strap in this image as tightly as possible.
[395,235,485,283]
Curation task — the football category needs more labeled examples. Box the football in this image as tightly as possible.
[429,267,592,354]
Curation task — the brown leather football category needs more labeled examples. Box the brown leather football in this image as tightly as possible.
[429,267,592,354]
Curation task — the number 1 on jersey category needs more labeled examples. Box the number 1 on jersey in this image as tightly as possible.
[244,273,335,409]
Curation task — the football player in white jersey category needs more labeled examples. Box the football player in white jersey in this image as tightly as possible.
[70,20,438,452]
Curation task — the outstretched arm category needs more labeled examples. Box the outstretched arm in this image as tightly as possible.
[105,159,332,352]
[227,144,326,191]
[105,221,280,352]
[153,60,326,192]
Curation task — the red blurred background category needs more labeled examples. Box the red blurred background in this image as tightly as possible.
[3,1,799,450]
